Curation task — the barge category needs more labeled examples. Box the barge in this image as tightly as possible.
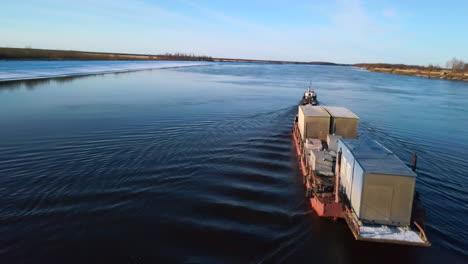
[292,101,430,246]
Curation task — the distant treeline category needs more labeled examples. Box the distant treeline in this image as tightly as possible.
[354,63,428,70]
[213,57,346,65]
[354,57,468,73]
[157,52,213,61]
[0,47,213,61]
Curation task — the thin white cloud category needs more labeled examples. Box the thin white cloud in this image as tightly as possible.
[382,8,397,19]
[177,0,280,37]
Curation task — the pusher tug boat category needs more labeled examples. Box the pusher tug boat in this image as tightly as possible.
[301,85,318,105]
[292,99,430,246]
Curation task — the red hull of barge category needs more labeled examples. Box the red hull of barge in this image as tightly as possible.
[309,194,343,218]
[292,122,343,218]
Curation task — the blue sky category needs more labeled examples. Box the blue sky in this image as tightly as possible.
[1,0,467,65]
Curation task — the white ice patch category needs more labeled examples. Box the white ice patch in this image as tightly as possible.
[359,225,424,243]
[0,61,211,81]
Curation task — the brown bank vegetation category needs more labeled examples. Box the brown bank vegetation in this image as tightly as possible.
[355,57,468,82]
[0,47,213,61]
[0,47,348,65]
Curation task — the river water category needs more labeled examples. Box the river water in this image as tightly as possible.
[0,62,466,263]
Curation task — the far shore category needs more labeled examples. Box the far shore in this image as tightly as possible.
[358,67,468,82]
[0,47,347,66]
[2,47,467,82]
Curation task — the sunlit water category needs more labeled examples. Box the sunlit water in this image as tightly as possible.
[0,62,467,263]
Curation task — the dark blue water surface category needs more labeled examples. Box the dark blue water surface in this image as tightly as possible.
[0,62,467,263]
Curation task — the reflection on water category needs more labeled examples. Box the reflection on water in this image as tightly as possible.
[0,63,466,263]
[0,69,179,91]
[0,78,52,90]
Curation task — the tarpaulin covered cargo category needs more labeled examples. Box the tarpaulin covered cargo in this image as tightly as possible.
[322,106,359,139]
[309,150,334,176]
[337,138,416,226]
[298,105,330,141]
[304,138,323,154]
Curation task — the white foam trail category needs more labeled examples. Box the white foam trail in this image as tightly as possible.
[0,60,211,81]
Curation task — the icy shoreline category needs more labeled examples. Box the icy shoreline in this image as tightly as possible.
[0,60,211,82]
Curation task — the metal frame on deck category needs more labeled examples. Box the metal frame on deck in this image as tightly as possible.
[343,205,431,247]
